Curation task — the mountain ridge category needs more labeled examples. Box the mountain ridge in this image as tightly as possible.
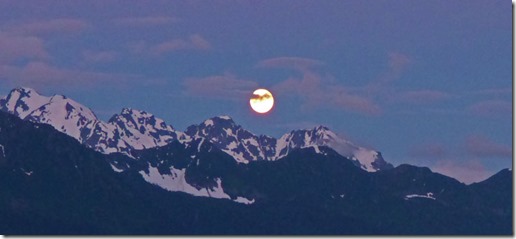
[0,87,392,171]
[0,105,510,235]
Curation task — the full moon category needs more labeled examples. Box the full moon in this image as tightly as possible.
[250,88,274,114]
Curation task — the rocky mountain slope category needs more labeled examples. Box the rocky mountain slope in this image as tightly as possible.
[0,110,510,235]
[0,87,392,172]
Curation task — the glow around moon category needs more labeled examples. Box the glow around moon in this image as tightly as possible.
[249,89,274,114]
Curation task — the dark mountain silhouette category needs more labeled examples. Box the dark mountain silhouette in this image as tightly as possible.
[0,110,511,235]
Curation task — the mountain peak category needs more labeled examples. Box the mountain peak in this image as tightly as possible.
[120,107,150,116]
[310,125,334,138]
[185,116,272,163]
[289,125,332,136]
[109,108,158,125]
[216,115,233,120]
[211,115,235,123]
[48,94,70,103]
[283,125,338,147]
[314,125,330,131]
[110,107,175,131]
[200,115,237,130]
[13,86,39,95]
[0,87,51,119]
[105,107,181,152]
[0,86,394,173]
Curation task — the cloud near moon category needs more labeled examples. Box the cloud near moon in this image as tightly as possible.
[251,93,271,101]
[250,89,274,114]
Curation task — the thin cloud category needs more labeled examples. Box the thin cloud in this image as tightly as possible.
[467,100,512,118]
[189,34,212,49]
[82,50,118,63]
[329,87,382,115]
[406,134,511,184]
[468,87,512,96]
[0,33,49,63]
[431,159,492,184]
[366,52,411,94]
[183,73,258,101]
[394,90,454,104]
[388,52,411,74]
[126,41,147,55]
[0,64,20,80]
[6,18,89,35]
[256,57,324,71]
[151,34,212,55]
[464,134,512,159]
[0,61,144,89]
[408,142,448,159]
[261,57,381,115]
[112,16,179,27]
[407,142,497,184]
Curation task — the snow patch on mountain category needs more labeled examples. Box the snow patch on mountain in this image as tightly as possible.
[275,126,392,172]
[234,196,255,205]
[218,115,232,120]
[108,108,188,151]
[139,165,253,204]
[184,117,392,171]
[185,116,276,164]
[404,192,436,200]
[0,87,393,174]
[140,165,227,198]
[21,168,33,176]
[351,148,381,172]
[0,88,188,157]
[26,95,99,142]
[0,87,50,119]
[0,144,5,158]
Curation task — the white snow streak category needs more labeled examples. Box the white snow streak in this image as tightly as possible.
[218,115,231,120]
[21,168,33,176]
[139,165,254,204]
[234,196,255,204]
[0,144,5,157]
[204,119,214,127]
[404,192,436,200]
[110,164,125,173]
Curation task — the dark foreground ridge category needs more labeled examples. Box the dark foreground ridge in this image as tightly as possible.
[0,111,511,235]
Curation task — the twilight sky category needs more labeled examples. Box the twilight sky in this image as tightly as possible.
[0,0,511,183]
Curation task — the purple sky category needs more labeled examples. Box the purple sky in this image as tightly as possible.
[0,0,511,183]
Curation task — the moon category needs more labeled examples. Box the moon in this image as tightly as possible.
[250,88,274,114]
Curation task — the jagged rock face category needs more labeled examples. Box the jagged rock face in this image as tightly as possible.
[25,95,99,143]
[185,118,392,171]
[0,89,511,235]
[0,87,50,119]
[0,87,392,172]
[107,108,187,151]
[0,88,186,156]
[185,116,276,163]
[0,109,510,235]
[274,126,393,171]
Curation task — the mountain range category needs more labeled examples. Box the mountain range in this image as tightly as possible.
[0,87,392,200]
[0,87,391,171]
[0,87,511,235]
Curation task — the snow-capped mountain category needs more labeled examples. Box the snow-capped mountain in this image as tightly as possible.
[0,87,185,156]
[275,126,393,171]
[1,108,510,235]
[129,138,256,204]
[0,87,391,172]
[107,108,188,151]
[185,117,392,171]
[185,116,277,163]
[25,94,100,143]
[0,87,51,119]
